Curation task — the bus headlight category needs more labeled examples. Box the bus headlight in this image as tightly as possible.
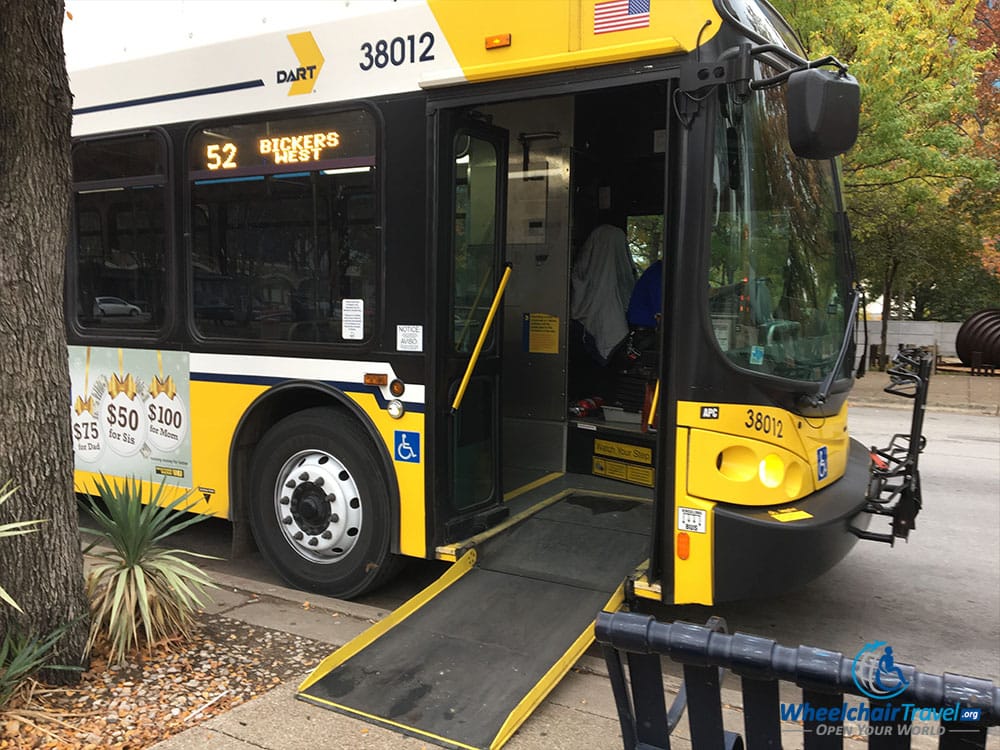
[758,454,785,488]
[387,400,405,419]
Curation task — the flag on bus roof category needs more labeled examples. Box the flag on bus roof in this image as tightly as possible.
[593,0,650,34]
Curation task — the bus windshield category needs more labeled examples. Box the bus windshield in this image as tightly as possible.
[708,73,847,382]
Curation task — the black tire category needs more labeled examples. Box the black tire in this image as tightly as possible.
[249,407,402,598]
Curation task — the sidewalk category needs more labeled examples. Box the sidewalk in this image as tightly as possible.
[149,568,969,750]
[849,368,999,415]
[150,370,997,750]
[151,567,772,750]
[149,569,634,750]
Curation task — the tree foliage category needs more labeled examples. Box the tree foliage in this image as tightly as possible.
[772,0,1000,324]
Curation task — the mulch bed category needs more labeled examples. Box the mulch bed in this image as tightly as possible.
[1,614,333,749]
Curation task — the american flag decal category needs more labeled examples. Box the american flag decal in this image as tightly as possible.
[594,0,651,34]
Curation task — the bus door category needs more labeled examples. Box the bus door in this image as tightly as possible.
[438,115,509,539]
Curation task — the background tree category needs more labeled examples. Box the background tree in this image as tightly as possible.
[773,0,999,358]
[0,0,89,671]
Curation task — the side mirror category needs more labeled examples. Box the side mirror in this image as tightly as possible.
[786,68,860,159]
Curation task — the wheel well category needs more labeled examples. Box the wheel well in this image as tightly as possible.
[229,384,401,552]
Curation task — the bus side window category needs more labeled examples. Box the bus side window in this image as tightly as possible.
[71,132,168,332]
[189,109,378,344]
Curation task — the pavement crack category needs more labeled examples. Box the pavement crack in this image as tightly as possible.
[212,728,272,749]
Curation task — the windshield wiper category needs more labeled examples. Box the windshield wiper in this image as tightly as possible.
[800,288,860,408]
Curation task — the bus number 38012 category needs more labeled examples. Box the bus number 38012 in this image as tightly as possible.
[359,32,435,71]
[745,409,783,438]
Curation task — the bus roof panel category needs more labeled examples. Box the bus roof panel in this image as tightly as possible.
[68,0,722,136]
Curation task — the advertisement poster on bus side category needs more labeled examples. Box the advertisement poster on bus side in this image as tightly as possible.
[69,346,192,487]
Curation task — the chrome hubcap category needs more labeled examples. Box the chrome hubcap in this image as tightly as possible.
[273,450,362,563]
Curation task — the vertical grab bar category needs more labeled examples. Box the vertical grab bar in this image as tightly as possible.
[647,379,661,430]
[450,262,513,415]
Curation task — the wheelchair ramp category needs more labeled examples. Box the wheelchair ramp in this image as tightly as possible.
[297,491,651,750]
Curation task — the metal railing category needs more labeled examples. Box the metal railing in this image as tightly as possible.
[596,612,999,750]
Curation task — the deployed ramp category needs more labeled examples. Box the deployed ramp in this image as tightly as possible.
[298,490,651,750]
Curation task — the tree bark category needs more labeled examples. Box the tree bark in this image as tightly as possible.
[0,0,90,675]
[877,258,898,371]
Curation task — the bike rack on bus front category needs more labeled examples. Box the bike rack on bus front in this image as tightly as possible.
[852,346,934,545]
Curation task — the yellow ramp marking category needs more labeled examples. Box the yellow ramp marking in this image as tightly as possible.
[298,549,477,693]
[491,582,628,749]
[768,507,813,522]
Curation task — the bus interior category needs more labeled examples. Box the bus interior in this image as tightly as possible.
[453,79,670,504]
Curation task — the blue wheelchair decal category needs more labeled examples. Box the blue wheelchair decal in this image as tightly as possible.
[394,431,420,463]
[817,446,828,481]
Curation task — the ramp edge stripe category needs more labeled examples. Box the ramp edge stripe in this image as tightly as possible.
[297,548,477,694]
[489,582,629,750]
[436,488,573,560]
[438,486,651,561]
[502,471,563,501]
[296,692,480,750]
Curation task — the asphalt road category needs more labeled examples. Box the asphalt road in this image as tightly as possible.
[662,405,1000,682]
[150,405,1000,684]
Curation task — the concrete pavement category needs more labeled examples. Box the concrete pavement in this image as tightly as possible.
[849,366,999,416]
[149,567,744,750]
[150,369,998,750]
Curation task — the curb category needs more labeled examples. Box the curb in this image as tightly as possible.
[848,398,999,416]
[205,565,617,678]
[208,568,390,625]
[83,546,391,626]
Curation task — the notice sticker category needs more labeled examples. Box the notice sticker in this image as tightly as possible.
[678,507,707,533]
[396,324,423,352]
[523,313,559,354]
[342,299,364,340]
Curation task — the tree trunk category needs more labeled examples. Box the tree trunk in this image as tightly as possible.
[0,0,90,675]
[878,259,898,370]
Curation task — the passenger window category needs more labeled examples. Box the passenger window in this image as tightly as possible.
[188,109,378,343]
[72,133,168,331]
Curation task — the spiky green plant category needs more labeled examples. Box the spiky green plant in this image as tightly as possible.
[0,623,80,710]
[80,476,218,664]
[0,482,45,612]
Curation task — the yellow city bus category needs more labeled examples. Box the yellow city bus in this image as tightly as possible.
[66,0,922,616]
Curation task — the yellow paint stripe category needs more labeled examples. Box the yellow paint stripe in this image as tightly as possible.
[490,583,628,749]
[769,508,813,522]
[627,558,662,600]
[298,694,480,750]
[436,488,571,560]
[297,549,477,693]
[435,485,651,561]
[502,471,563,502]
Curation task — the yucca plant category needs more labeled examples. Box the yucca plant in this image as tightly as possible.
[0,481,45,612]
[0,623,80,710]
[80,476,218,664]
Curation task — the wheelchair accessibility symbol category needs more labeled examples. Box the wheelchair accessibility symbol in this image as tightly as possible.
[817,445,829,481]
[394,431,420,463]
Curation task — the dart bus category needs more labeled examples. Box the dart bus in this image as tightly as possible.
[65,0,925,616]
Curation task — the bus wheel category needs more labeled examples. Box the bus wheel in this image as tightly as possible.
[249,407,400,599]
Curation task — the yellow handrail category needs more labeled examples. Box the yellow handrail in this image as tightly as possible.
[647,379,660,429]
[451,263,513,414]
